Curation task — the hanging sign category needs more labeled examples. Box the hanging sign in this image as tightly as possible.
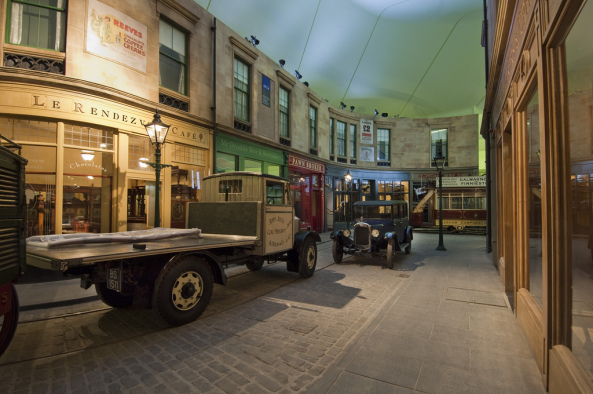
[262,74,271,107]
[360,119,374,145]
[86,0,148,73]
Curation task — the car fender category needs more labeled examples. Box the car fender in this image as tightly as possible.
[330,230,354,248]
[406,226,414,242]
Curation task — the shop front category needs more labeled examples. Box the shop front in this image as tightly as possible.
[288,155,325,232]
[215,133,286,177]
[0,84,210,236]
[326,166,410,231]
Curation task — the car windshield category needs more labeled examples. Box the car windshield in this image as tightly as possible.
[354,205,391,219]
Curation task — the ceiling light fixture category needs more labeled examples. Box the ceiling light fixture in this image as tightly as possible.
[249,35,259,47]
[350,106,355,112]
[279,59,285,68]
[340,102,346,110]
[303,81,309,86]
[382,113,388,117]
[374,109,379,116]
[294,70,302,80]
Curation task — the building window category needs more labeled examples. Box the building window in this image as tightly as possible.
[159,19,187,95]
[279,86,289,140]
[329,118,335,155]
[377,128,390,161]
[337,121,346,157]
[431,128,448,166]
[309,106,317,149]
[234,57,250,122]
[350,124,356,158]
[7,0,67,51]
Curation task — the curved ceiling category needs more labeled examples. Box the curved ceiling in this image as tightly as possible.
[194,0,486,119]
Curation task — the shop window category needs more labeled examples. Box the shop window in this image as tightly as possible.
[337,121,346,157]
[378,181,409,202]
[64,124,113,150]
[244,158,262,172]
[350,124,356,159]
[159,18,187,95]
[266,164,281,177]
[0,118,57,143]
[565,0,593,377]
[7,0,67,52]
[309,106,317,153]
[128,134,152,171]
[170,144,205,228]
[234,57,250,122]
[216,152,237,173]
[430,128,448,166]
[279,86,290,142]
[377,128,390,162]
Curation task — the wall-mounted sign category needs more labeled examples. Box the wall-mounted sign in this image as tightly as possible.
[436,176,487,188]
[360,119,374,145]
[262,74,271,107]
[86,0,148,73]
[360,147,374,162]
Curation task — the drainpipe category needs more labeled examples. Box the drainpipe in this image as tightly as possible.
[211,18,217,174]
[483,0,492,253]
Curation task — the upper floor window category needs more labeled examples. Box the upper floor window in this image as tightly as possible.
[234,57,250,122]
[309,106,317,149]
[377,128,390,161]
[431,128,448,166]
[279,86,289,139]
[337,121,346,157]
[7,0,67,51]
[329,118,335,155]
[159,18,187,95]
[349,124,357,158]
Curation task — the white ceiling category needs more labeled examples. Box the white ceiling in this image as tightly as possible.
[194,0,486,119]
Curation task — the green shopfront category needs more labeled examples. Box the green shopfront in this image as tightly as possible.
[214,133,287,177]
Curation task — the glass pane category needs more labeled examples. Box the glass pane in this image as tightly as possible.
[21,145,56,237]
[128,134,152,171]
[216,152,237,173]
[10,3,66,51]
[566,0,593,377]
[244,159,262,172]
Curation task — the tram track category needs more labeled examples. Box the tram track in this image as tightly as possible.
[0,241,336,367]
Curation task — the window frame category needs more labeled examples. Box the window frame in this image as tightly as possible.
[377,128,390,162]
[234,56,251,122]
[6,0,68,52]
[337,120,346,157]
[159,17,188,95]
[430,128,448,167]
[329,117,335,155]
[279,85,290,140]
[349,124,357,158]
[309,105,317,149]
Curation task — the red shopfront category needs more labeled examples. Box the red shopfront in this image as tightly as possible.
[288,155,325,232]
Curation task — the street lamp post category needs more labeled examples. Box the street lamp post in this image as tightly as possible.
[433,155,447,251]
[345,169,352,229]
[142,109,171,228]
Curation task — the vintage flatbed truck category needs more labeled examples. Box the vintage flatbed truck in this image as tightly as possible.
[25,172,321,326]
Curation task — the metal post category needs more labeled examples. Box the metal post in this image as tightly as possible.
[154,144,162,228]
[436,167,447,251]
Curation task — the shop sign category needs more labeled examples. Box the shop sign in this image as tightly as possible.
[360,147,374,162]
[289,156,324,173]
[218,136,283,163]
[360,119,374,144]
[86,0,147,73]
[436,176,486,187]
[262,75,271,107]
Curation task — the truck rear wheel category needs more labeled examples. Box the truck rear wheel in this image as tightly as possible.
[152,255,213,326]
[246,256,264,271]
[0,284,19,357]
[298,236,317,278]
[95,283,134,308]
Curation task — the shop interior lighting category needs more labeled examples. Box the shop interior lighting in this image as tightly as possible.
[81,150,95,161]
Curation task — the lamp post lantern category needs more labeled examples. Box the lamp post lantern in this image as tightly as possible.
[433,155,447,251]
[142,109,171,228]
[345,169,352,229]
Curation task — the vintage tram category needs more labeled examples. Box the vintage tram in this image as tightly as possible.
[0,135,27,356]
[412,177,486,232]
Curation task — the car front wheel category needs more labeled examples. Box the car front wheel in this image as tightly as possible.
[332,239,343,264]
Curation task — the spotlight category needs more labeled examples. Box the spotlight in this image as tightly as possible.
[340,102,346,110]
[279,59,285,68]
[382,113,388,117]
[303,81,309,86]
[295,70,302,80]
[250,35,259,47]
[350,106,355,112]
[374,109,379,116]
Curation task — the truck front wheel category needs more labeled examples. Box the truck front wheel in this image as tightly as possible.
[298,236,317,278]
[152,256,213,326]
[95,283,134,308]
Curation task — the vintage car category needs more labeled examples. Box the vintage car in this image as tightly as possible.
[330,200,413,269]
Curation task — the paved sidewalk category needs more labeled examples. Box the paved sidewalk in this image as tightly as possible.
[1,232,545,393]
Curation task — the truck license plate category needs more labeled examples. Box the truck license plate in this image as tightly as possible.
[107,268,122,292]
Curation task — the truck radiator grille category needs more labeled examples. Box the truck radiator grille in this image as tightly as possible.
[354,225,371,248]
[0,166,19,209]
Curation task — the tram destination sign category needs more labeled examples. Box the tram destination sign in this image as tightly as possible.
[436,176,486,188]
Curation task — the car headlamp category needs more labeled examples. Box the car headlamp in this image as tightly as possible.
[371,229,380,238]
[343,229,351,237]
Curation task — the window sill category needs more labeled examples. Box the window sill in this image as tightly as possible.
[3,43,65,61]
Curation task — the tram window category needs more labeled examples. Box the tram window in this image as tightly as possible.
[450,197,463,209]
[463,197,476,209]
